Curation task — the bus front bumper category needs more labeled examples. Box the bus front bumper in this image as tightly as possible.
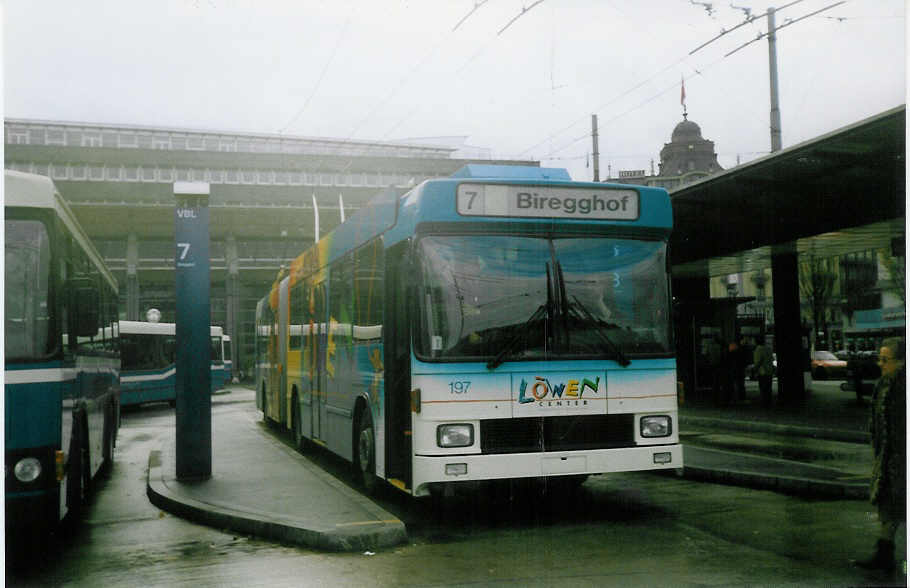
[411,443,683,496]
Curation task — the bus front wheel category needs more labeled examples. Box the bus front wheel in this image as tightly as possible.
[355,407,377,494]
[101,405,115,477]
[65,429,87,523]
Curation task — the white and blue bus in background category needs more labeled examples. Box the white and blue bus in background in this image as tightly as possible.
[119,318,230,407]
[256,164,681,497]
[5,170,121,543]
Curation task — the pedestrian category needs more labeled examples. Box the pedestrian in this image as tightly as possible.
[753,336,774,408]
[855,337,905,573]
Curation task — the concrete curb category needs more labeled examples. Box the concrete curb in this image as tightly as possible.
[146,450,408,552]
[681,464,870,500]
[681,415,870,444]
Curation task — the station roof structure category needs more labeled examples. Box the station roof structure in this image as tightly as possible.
[669,105,905,278]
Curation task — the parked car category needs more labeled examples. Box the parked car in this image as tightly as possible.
[810,350,848,380]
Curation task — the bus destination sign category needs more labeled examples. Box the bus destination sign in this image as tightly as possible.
[456,183,639,221]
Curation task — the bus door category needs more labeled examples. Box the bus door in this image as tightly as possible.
[311,283,327,441]
[384,243,412,488]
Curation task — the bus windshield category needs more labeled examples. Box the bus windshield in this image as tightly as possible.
[415,234,671,362]
[5,219,52,360]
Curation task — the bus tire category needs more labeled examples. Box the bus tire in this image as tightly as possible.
[291,392,303,451]
[65,428,86,523]
[261,385,272,427]
[101,405,115,477]
[355,406,378,494]
[80,415,93,496]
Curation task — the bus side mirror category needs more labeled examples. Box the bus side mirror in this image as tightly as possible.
[68,276,100,337]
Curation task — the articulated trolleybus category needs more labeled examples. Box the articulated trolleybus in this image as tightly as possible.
[5,170,121,537]
[256,165,681,496]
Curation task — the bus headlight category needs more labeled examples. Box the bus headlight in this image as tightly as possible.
[640,416,672,438]
[14,457,42,483]
[437,424,474,448]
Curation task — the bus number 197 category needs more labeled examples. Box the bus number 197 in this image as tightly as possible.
[449,381,471,395]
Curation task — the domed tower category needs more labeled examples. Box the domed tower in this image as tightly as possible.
[656,115,723,188]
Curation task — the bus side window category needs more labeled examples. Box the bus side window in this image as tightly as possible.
[121,336,140,369]
[290,282,305,349]
[163,337,176,364]
[354,241,383,340]
[331,253,354,346]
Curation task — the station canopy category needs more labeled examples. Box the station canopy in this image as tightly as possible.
[669,105,905,278]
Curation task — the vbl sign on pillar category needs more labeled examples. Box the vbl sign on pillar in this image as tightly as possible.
[174,181,212,480]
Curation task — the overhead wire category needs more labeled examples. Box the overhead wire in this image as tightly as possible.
[517,53,694,158]
[533,54,727,160]
[689,0,806,55]
[725,1,846,57]
[518,0,713,159]
[452,0,491,31]
[277,13,354,134]
[524,0,854,162]
[497,0,546,35]
[384,0,551,139]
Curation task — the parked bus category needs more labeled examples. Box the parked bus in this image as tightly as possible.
[119,320,229,407]
[255,165,681,496]
[5,170,121,539]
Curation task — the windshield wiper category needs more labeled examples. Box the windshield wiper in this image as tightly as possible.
[566,294,631,367]
[486,303,548,370]
[487,262,555,370]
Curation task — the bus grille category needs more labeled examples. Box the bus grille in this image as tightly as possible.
[479,414,635,454]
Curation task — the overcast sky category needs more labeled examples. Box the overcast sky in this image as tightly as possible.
[3,0,905,181]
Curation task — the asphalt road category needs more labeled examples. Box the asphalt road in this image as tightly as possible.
[7,388,898,587]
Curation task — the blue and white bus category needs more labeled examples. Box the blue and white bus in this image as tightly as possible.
[256,165,681,496]
[5,170,121,537]
[119,320,229,407]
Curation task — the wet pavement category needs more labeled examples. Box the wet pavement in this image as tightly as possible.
[679,378,872,500]
[147,379,876,552]
[146,399,406,552]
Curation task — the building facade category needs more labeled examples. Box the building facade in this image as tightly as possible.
[5,119,535,376]
[608,115,723,190]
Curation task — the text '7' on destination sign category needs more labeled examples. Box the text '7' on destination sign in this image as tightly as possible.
[456,183,639,221]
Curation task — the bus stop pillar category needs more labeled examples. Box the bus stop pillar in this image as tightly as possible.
[771,249,806,407]
[174,181,212,480]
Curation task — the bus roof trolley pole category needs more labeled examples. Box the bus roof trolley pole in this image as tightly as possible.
[174,181,212,480]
